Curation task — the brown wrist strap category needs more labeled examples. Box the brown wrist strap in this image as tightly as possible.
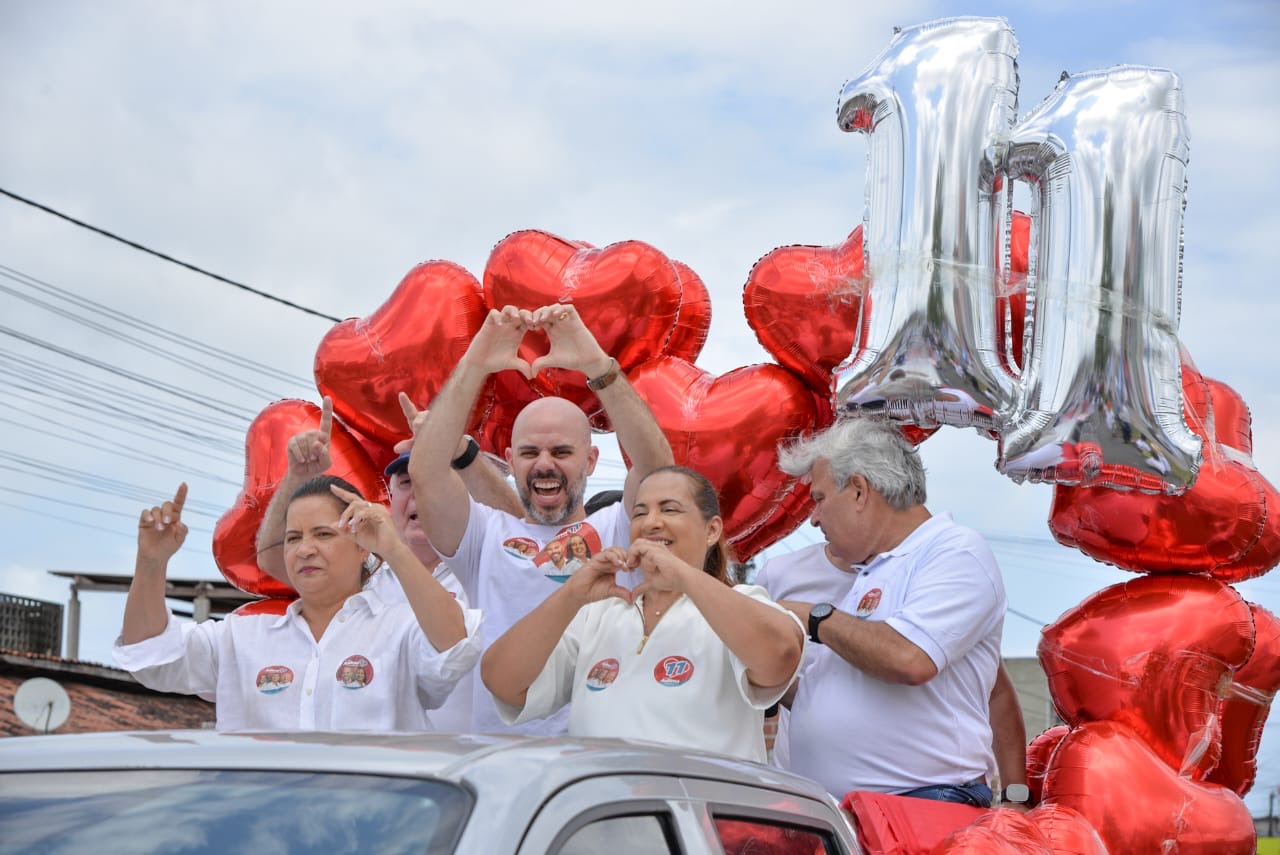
[586,357,621,391]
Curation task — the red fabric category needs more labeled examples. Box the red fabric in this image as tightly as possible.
[841,791,989,855]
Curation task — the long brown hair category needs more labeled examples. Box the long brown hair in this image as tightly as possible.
[641,465,734,586]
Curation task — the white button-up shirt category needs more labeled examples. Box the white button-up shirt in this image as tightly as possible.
[114,587,482,732]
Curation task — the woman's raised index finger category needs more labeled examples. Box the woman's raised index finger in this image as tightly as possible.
[329,484,361,504]
[319,396,333,437]
[171,482,188,511]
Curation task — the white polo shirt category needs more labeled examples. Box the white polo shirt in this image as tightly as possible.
[439,498,636,735]
[788,513,1005,797]
[114,586,482,732]
[754,542,858,768]
[494,584,803,763]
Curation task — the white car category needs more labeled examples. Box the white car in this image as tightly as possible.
[0,730,864,854]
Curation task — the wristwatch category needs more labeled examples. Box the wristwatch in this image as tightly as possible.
[1001,784,1031,806]
[807,603,836,644]
[450,436,482,470]
[586,357,621,391]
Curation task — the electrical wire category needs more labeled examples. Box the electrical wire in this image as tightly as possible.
[0,187,343,323]
[0,263,314,388]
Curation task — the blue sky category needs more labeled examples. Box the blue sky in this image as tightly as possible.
[1,0,1278,814]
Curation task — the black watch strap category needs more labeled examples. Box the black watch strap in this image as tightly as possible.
[807,603,836,644]
[451,436,481,470]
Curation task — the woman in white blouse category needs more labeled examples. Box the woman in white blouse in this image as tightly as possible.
[115,476,480,731]
[480,466,804,762]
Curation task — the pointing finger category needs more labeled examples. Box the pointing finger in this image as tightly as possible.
[171,483,188,514]
[330,484,362,505]
[398,391,420,428]
[319,396,333,438]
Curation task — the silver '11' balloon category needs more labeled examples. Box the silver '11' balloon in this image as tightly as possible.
[833,17,1201,493]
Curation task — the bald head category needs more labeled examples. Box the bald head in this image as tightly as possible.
[511,397,592,448]
[507,397,598,525]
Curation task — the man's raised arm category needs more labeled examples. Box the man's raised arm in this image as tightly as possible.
[408,307,532,556]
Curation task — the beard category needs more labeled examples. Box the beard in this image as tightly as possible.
[520,470,587,526]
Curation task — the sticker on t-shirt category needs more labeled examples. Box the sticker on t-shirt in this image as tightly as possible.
[503,537,541,560]
[535,522,605,583]
[337,655,374,689]
[585,658,620,691]
[255,665,293,694]
[653,655,694,687]
[855,588,883,618]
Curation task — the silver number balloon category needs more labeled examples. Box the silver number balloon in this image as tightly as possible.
[997,66,1202,493]
[833,17,1020,431]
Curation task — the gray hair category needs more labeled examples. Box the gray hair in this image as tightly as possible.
[777,418,927,510]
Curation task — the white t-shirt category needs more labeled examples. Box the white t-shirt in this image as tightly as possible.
[788,513,1005,797]
[494,584,803,763]
[440,498,636,734]
[365,561,474,733]
[754,542,857,768]
[113,587,482,732]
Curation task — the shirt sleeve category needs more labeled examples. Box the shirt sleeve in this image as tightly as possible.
[882,530,1006,672]
[112,614,220,703]
[493,606,586,726]
[428,496,490,595]
[726,584,805,709]
[413,608,485,711]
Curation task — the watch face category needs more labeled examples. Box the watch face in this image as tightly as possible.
[811,603,834,620]
[1003,783,1031,803]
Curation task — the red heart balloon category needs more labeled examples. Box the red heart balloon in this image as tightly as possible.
[1038,574,1254,779]
[345,420,399,474]
[1026,725,1071,805]
[1043,721,1255,855]
[1049,363,1279,580]
[665,260,711,362]
[1207,603,1280,795]
[1024,804,1107,855]
[314,260,488,446]
[743,227,867,395]
[232,597,296,617]
[483,230,683,423]
[745,212,1031,399]
[213,399,387,596]
[628,356,819,560]
[471,371,536,457]
[931,810,1052,854]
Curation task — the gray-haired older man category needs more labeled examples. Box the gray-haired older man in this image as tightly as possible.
[775,418,1013,808]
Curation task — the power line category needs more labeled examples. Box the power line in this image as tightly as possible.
[0,186,343,323]
[0,324,255,423]
[0,263,315,389]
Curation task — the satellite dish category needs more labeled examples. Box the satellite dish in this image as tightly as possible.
[14,677,72,733]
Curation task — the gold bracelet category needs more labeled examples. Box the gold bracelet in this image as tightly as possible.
[586,357,621,391]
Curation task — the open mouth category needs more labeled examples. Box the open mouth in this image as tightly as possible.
[530,475,567,504]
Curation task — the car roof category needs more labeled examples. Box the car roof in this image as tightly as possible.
[0,729,839,805]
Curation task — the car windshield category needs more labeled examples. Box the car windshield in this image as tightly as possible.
[0,769,471,855]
